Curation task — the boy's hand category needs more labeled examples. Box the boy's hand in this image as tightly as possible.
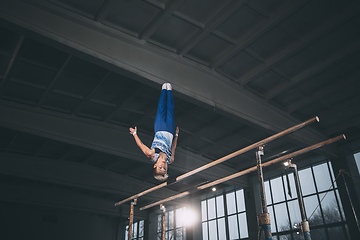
[129,126,137,135]
[175,126,179,135]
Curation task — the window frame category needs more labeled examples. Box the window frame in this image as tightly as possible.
[125,219,145,240]
[201,188,249,240]
[264,160,349,240]
[354,151,360,173]
[156,206,186,240]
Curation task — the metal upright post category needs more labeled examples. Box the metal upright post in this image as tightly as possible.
[340,170,360,232]
[256,146,272,240]
[289,161,311,240]
[128,199,137,240]
[160,204,166,240]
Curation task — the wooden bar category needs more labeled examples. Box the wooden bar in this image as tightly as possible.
[115,116,319,206]
[140,134,345,210]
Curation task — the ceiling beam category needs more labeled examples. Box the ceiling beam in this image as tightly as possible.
[83,151,102,164]
[0,0,330,149]
[143,0,166,10]
[287,72,359,114]
[317,95,360,121]
[104,85,147,122]
[175,106,204,126]
[180,118,229,145]
[198,129,264,164]
[0,181,147,218]
[134,108,156,127]
[37,55,72,107]
[0,152,177,202]
[267,40,360,101]
[95,0,117,22]
[211,0,309,69]
[0,34,24,95]
[0,101,246,185]
[72,70,112,115]
[177,0,247,55]
[140,0,186,41]
[324,115,360,136]
[33,139,49,156]
[5,132,19,152]
[172,11,204,28]
[240,2,360,87]
[58,146,75,161]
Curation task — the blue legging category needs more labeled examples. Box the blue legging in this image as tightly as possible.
[154,89,175,134]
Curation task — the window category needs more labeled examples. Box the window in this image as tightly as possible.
[264,161,349,239]
[354,152,360,173]
[201,189,248,240]
[157,207,186,240]
[125,220,144,240]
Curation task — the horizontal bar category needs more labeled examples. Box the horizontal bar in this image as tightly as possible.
[140,134,345,210]
[115,116,319,206]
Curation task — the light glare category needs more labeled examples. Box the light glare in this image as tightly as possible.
[177,208,198,227]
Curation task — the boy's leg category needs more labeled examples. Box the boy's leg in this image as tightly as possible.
[166,89,175,134]
[154,87,167,133]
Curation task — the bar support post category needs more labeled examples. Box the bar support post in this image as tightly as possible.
[340,170,360,232]
[289,161,312,240]
[256,146,272,240]
[128,199,137,240]
[160,204,166,240]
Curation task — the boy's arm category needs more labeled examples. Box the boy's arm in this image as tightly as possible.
[169,126,179,164]
[130,126,153,158]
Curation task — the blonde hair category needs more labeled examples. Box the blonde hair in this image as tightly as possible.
[153,154,169,181]
[153,172,169,181]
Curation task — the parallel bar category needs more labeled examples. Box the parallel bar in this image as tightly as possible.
[140,134,345,210]
[115,116,319,206]
[177,116,319,180]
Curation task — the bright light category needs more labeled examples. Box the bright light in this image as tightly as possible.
[177,208,198,227]
[212,187,216,192]
[284,161,289,166]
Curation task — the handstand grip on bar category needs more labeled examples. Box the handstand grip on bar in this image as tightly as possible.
[115,116,319,206]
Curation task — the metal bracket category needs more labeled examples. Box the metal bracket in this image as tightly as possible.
[160,204,165,212]
[257,212,271,226]
[300,221,310,233]
[258,146,264,156]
